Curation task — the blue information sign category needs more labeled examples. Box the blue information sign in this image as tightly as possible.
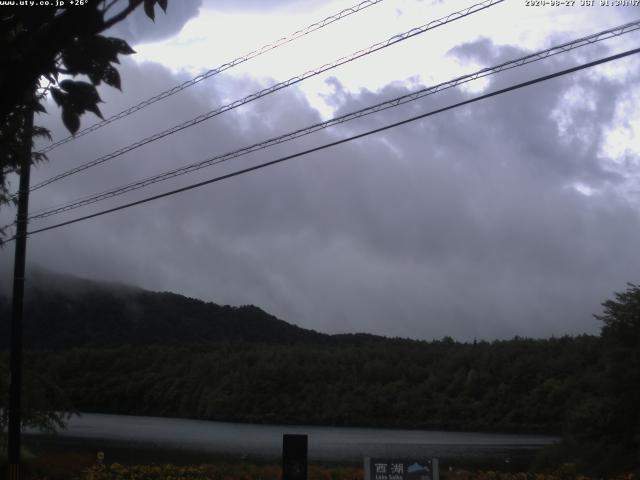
[364,458,439,480]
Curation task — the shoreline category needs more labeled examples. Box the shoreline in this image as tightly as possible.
[23,412,557,470]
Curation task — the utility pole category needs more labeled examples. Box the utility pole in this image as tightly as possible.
[8,105,34,480]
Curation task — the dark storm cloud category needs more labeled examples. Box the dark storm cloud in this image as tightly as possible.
[448,37,523,66]
[2,37,640,341]
[105,0,203,45]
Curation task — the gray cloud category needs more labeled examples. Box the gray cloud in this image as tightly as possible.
[200,0,317,13]
[2,37,640,341]
[106,0,203,45]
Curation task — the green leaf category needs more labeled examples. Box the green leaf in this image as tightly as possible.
[32,126,52,141]
[31,151,49,164]
[57,80,103,120]
[59,80,102,105]
[90,35,121,64]
[58,79,78,92]
[102,64,121,90]
[84,102,104,119]
[86,64,103,86]
[62,36,133,83]
[157,0,168,12]
[107,37,135,55]
[61,49,91,76]
[61,37,102,75]
[33,101,47,114]
[50,88,67,107]
[61,107,80,134]
[144,0,155,21]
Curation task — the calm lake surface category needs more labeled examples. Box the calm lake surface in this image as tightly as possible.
[27,413,558,465]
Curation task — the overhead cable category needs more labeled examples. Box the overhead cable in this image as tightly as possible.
[2,45,635,244]
[25,19,640,221]
[25,0,504,194]
[38,0,386,154]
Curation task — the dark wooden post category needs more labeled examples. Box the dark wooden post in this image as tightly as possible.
[282,434,307,480]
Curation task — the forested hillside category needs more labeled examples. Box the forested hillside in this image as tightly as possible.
[0,270,600,432]
[21,336,600,433]
[0,270,325,348]
[1,271,638,473]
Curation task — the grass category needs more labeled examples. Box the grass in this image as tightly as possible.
[3,449,638,480]
[16,455,640,480]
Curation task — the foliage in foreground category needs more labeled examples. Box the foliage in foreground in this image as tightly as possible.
[0,359,73,450]
[9,450,640,480]
[77,462,359,480]
[445,470,638,480]
[70,463,640,480]
[0,0,169,240]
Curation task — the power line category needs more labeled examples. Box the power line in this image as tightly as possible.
[24,19,640,221]
[37,0,386,155]
[24,0,503,195]
[3,45,635,244]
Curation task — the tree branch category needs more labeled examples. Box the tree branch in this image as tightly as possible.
[103,0,121,14]
[102,0,145,31]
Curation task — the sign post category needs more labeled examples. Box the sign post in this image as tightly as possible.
[282,434,308,480]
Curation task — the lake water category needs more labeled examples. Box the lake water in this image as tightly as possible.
[26,413,558,466]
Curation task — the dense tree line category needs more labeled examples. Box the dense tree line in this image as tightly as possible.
[1,272,638,473]
[0,271,603,432]
[17,336,601,434]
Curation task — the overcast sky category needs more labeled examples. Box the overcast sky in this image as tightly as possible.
[1,0,639,341]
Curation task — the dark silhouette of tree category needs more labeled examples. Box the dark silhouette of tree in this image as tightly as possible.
[539,284,640,475]
[592,283,640,470]
[0,357,74,450]
[0,0,169,217]
[596,282,640,348]
[0,0,171,440]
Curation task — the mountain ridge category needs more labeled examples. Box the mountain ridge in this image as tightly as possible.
[0,267,331,349]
